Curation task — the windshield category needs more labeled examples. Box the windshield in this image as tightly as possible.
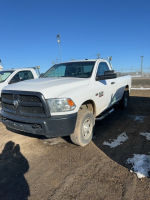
[0,71,14,83]
[42,61,95,78]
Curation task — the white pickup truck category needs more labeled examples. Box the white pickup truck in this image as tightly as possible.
[1,59,131,146]
[0,68,38,97]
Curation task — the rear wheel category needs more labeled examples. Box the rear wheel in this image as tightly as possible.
[70,108,95,146]
[119,91,129,109]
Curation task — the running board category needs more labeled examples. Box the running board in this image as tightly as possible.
[95,108,114,121]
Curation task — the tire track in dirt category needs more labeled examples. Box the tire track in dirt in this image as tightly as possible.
[50,156,100,199]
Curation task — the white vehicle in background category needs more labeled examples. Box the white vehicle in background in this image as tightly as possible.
[0,68,38,97]
[1,59,131,146]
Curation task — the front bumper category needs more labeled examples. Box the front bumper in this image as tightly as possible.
[1,110,77,137]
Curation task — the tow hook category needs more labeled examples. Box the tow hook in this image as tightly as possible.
[32,124,42,129]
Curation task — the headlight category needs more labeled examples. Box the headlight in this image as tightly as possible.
[47,98,76,113]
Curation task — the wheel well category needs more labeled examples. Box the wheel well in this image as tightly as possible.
[80,100,96,117]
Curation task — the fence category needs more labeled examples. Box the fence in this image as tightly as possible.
[115,67,150,77]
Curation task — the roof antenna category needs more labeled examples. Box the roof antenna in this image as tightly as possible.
[96,54,100,59]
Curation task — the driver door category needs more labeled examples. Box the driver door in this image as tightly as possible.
[94,62,116,114]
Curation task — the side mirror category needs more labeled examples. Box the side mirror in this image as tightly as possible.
[96,70,117,81]
[39,73,44,78]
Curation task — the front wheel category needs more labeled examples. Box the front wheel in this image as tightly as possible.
[70,109,95,146]
[119,91,129,109]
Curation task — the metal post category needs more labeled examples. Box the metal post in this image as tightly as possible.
[36,66,40,76]
[56,57,58,63]
[96,54,100,59]
[51,61,55,65]
[59,42,61,62]
[141,56,144,77]
[56,34,61,63]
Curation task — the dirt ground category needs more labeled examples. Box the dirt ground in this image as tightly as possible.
[0,90,150,200]
[132,77,150,88]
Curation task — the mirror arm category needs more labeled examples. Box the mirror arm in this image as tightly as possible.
[96,74,117,81]
[96,76,105,81]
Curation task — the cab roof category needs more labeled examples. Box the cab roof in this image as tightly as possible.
[55,59,107,64]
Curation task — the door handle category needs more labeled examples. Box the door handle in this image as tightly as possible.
[111,82,115,84]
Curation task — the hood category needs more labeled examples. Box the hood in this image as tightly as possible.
[3,77,90,99]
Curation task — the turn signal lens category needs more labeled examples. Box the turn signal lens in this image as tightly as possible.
[67,99,75,106]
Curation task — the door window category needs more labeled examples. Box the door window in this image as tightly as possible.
[97,62,109,76]
[10,71,34,83]
[0,71,14,82]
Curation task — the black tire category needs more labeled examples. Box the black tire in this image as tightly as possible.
[70,109,95,146]
[119,91,129,109]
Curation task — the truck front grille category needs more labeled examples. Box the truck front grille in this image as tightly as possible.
[20,95,41,102]
[1,91,47,117]
[20,106,44,114]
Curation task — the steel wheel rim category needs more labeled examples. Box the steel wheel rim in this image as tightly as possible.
[82,117,92,140]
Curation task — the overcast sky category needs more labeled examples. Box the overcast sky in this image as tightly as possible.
[0,0,150,73]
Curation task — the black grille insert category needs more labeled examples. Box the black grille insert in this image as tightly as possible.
[2,94,13,100]
[3,103,16,111]
[20,95,41,103]
[20,106,44,114]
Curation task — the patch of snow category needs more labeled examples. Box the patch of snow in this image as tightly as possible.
[103,132,128,148]
[128,115,146,123]
[131,75,141,77]
[134,116,145,122]
[131,87,150,90]
[127,154,150,179]
[140,132,150,141]
[93,135,96,140]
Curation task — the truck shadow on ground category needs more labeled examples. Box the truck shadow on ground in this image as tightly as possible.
[6,126,74,147]
[6,127,72,146]
[93,96,150,173]
[6,127,47,139]
[0,141,30,200]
